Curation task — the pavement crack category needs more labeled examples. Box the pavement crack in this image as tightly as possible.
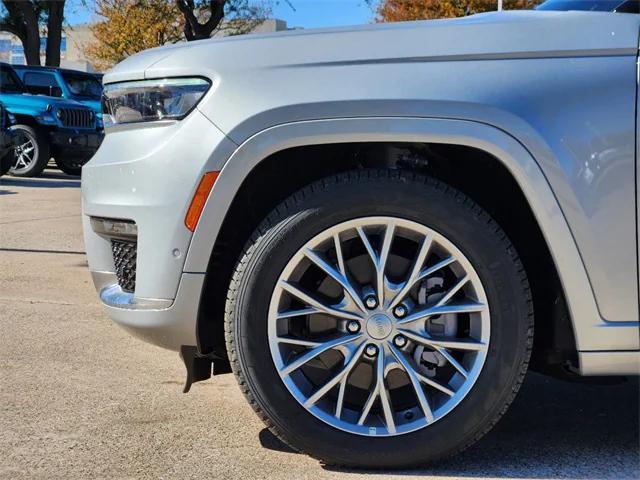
[0,297,82,306]
[0,247,86,255]
[0,214,79,226]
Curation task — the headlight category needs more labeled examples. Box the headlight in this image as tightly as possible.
[102,78,211,127]
[35,113,57,125]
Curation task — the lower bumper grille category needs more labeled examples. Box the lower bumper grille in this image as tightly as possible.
[111,239,137,293]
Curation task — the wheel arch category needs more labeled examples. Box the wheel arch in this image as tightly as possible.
[11,114,41,129]
[187,117,604,366]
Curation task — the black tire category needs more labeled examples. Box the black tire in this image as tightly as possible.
[9,125,49,178]
[0,151,13,177]
[55,155,88,177]
[225,170,533,468]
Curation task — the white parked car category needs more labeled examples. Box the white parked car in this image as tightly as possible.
[82,9,639,467]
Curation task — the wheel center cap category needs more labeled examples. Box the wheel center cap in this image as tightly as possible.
[366,313,393,340]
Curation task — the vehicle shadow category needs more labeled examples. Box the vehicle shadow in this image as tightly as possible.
[259,372,639,479]
[0,171,80,189]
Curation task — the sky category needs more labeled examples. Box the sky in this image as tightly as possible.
[271,1,374,28]
[65,1,376,29]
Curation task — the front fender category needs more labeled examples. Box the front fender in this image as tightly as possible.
[184,116,639,353]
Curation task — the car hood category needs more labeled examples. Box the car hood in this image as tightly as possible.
[73,98,102,115]
[0,92,89,110]
[105,10,640,84]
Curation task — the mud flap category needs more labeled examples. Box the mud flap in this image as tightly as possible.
[180,345,212,393]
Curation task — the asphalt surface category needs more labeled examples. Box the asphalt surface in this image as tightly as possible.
[1,171,639,480]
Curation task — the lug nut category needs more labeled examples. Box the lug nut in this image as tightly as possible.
[365,296,378,309]
[393,305,407,318]
[346,320,360,333]
[393,335,407,348]
[365,344,378,357]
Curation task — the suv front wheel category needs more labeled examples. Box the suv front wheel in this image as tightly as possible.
[225,170,533,467]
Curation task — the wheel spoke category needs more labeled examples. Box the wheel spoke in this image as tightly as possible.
[432,347,469,379]
[376,221,395,307]
[397,330,471,379]
[333,234,346,277]
[276,307,320,320]
[357,386,377,426]
[435,274,469,307]
[398,328,485,352]
[356,351,396,433]
[304,342,366,407]
[335,375,348,418]
[415,256,456,284]
[397,301,486,325]
[424,338,487,352]
[303,248,366,312]
[280,334,361,376]
[279,281,363,322]
[414,370,455,397]
[389,345,434,422]
[376,351,396,433]
[357,222,396,306]
[276,337,322,347]
[389,233,433,309]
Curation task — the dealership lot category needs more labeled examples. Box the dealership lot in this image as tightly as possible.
[0,172,638,480]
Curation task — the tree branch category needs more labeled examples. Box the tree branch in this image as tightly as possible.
[0,20,25,41]
[176,0,227,41]
[45,0,65,66]
[2,0,41,65]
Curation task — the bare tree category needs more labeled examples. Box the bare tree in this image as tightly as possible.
[176,0,269,41]
[0,0,67,66]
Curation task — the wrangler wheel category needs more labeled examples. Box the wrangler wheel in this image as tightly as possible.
[9,125,49,178]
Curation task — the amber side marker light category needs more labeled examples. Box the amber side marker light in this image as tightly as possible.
[185,171,220,232]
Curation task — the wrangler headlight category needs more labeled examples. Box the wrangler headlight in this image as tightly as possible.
[102,78,211,127]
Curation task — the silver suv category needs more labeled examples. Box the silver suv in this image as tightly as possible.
[82,10,640,467]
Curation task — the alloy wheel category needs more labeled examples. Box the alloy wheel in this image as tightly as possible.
[11,130,37,174]
[268,216,490,437]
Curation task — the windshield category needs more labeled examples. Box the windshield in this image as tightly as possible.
[61,72,103,99]
[536,0,634,11]
[0,65,26,93]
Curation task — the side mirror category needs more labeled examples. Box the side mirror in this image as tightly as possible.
[49,86,63,98]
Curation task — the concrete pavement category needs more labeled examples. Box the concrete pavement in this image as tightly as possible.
[1,172,638,479]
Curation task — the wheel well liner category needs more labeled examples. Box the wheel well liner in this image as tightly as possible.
[12,114,40,128]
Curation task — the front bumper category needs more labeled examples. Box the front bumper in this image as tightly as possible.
[82,110,236,350]
[93,271,204,350]
[50,130,103,155]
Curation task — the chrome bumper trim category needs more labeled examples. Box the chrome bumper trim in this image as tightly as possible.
[93,271,173,310]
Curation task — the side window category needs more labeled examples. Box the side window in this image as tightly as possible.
[615,1,639,13]
[22,72,63,98]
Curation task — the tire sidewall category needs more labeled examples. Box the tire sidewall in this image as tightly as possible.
[55,156,86,177]
[230,173,531,467]
[9,125,48,178]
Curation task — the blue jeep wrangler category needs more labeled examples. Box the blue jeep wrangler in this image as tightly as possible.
[12,65,103,119]
[0,62,103,177]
